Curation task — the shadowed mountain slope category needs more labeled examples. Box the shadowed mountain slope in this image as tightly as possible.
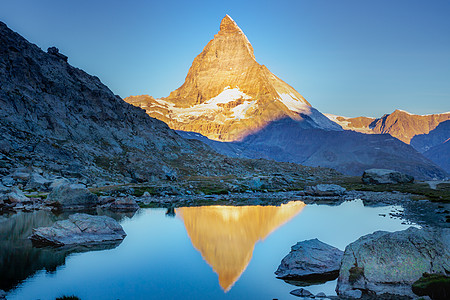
[178,117,448,180]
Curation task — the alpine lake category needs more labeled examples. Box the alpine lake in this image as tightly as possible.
[1,198,418,300]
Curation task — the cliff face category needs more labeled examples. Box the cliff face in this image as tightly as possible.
[125,15,340,141]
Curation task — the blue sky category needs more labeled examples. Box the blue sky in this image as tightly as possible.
[1,0,449,117]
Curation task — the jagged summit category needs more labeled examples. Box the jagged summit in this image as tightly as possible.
[125,15,340,141]
[219,15,242,33]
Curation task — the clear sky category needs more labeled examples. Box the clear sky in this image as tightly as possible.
[1,0,449,117]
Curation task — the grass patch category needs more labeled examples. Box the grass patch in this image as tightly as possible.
[412,273,450,300]
[348,266,364,284]
[335,177,450,203]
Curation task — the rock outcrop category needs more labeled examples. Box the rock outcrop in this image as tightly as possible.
[275,239,343,280]
[30,213,127,247]
[125,15,341,142]
[336,227,450,298]
[362,169,414,184]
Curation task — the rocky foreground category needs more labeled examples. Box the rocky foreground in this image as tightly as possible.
[276,227,450,299]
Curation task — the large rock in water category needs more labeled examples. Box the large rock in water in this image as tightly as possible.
[275,239,343,280]
[336,227,450,298]
[30,213,126,247]
[362,168,414,184]
[46,184,98,210]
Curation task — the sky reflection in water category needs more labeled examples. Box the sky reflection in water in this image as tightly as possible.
[6,199,415,300]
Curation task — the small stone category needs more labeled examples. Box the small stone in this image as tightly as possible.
[109,196,139,211]
[315,292,326,298]
[142,191,151,197]
[342,289,362,299]
[290,288,313,297]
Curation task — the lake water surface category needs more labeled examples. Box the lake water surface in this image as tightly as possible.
[2,199,416,300]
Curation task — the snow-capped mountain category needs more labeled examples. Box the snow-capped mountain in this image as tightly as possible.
[125,15,341,141]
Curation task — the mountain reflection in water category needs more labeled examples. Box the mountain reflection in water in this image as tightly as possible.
[176,201,305,291]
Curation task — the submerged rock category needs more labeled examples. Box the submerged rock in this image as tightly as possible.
[30,213,126,247]
[336,227,450,298]
[362,168,414,184]
[46,184,98,210]
[275,238,343,280]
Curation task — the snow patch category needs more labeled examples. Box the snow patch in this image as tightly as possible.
[232,100,255,120]
[277,93,310,114]
[148,87,253,123]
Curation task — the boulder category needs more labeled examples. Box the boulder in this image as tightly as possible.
[290,288,313,297]
[275,238,343,280]
[305,184,346,196]
[30,213,126,246]
[0,182,9,193]
[1,175,15,187]
[109,196,139,211]
[362,168,414,184]
[25,173,51,191]
[336,227,450,298]
[49,178,71,190]
[7,187,29,203]
[46,184,98,210]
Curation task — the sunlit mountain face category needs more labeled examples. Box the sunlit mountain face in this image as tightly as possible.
[175,202,305,291]
[125,15,340,142]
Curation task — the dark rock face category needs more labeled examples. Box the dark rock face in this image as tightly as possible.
[336,227,450,298]
[362,169,414,184]
[29,213,126,247]
[0,21,260,184]
[275,239,343,280]
[46,184,98,210]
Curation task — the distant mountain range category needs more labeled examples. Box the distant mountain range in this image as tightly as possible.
[326,111,450,173]
[126,16,448,180]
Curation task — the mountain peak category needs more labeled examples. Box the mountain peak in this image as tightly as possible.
[219,15,241,33]
[125,16,341,141]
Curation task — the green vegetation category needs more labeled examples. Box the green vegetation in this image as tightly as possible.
[335,176,450,203]
[412,273,450,300]
[348,266,364,284]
